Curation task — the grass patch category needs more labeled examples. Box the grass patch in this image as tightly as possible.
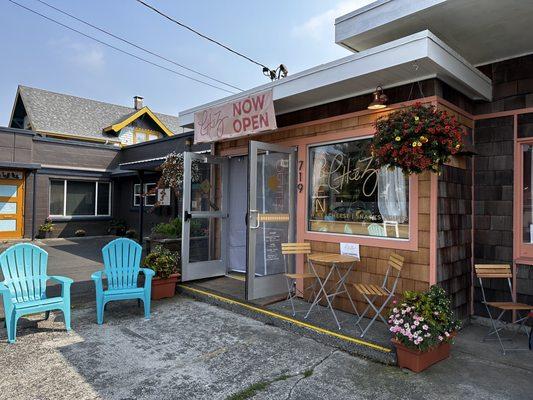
[226,381,270,400]
[273,374,291,382]
[303,369,313,378]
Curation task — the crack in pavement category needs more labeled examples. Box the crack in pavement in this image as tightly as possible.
[286,349,338,400]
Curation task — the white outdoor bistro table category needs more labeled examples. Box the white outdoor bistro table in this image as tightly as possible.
[305,253,361,330]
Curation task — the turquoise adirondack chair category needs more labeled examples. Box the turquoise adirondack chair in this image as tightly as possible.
[91,238,154,324]
[0,243,73,343]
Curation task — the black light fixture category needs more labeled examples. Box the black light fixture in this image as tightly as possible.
[368,86,388,110]
[263,64,289,81]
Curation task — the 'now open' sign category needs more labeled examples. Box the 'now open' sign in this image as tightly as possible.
[194,89,277,144]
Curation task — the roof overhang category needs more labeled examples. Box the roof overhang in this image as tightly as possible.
[335,0,533,66]
[103,107,173,137]
[179,30,491,127]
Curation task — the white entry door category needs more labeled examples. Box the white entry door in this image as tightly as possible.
[181,152,228,281]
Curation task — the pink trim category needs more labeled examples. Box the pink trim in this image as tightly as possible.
[437,98,475,121]
[474,107,533,121]
[429,173,438,286]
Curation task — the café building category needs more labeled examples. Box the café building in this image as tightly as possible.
[178,0,533,321]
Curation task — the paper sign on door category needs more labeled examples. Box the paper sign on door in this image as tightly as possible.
[340,243,360,259]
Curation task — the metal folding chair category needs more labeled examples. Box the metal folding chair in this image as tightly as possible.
[282,243,318,316]
[353,253,404,337]
[475,264,533,354]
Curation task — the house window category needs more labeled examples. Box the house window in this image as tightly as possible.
[49,180,111,217]
[133,129,161,144]
[133,183,157,206]
[308,138,409,239]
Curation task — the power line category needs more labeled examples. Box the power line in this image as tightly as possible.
[7,0,239,94]
[135,0,269,70]
[33,0,243,92]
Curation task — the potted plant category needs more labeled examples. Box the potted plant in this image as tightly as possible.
[108,219,128,236]
[143,245,180,300]
[371,103,466,174]
[389,285,460,372]
[38,218,54,238]
[125,229,137,239]
[75,229,86,237]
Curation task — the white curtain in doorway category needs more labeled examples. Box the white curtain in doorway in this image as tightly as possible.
[377,166,408,223]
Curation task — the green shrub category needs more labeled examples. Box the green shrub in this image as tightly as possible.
[39,218,54,233]
[151,218,182,239]
[143,245,180,279]
[125,229,137,239]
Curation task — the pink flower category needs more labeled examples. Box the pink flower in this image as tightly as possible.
[438,336,444,341]
[422,324,429,330]
[445,331,450,338]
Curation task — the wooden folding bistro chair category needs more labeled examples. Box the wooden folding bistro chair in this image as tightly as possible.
[353,253,404,337]
[475,264,533,354]
[282,243,318,316]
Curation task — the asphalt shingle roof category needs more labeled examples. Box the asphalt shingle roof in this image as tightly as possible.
[18,86,182,140]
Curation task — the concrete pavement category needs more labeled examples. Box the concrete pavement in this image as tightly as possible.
[0,296,531,400]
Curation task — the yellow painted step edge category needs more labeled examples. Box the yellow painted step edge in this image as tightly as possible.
[178,284,391,354]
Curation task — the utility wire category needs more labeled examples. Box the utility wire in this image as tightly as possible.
[135,0,269,70]
[7,0,238,94]
[33,0,243,92]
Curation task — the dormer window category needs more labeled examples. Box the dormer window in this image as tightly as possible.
[133,128,161,144]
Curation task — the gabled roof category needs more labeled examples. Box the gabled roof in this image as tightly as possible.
[103,106,173,137]
[12,86,183,142]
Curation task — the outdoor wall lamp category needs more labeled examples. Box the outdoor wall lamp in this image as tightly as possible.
[368,86,388,110]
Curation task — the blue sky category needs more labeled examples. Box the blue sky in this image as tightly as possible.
[0,0,373,125]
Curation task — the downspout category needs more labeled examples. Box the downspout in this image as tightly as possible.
[138,171,144,246]
[31,169,37,241]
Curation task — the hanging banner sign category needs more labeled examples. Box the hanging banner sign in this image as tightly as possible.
[194,89,277,143]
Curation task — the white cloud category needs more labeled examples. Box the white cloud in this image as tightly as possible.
[69,45,105,71]
[48,38,105,72]
[292,1,375,40]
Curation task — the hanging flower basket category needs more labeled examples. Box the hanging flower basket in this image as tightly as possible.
[371,103,466,174]
[150,152,200,207]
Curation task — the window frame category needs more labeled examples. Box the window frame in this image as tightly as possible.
[133,128,161,144]
[133,183,157,207]
[48,179,112,218]
[515,135,533,261]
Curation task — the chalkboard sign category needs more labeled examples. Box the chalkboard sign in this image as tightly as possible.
[255,225,287,276]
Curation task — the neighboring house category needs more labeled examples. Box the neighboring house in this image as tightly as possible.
[0,86,207,240]
[9,86,187,145]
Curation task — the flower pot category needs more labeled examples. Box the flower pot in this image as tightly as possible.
[392,338,451,372]
[38,230,51,239]
[151,273,180,300]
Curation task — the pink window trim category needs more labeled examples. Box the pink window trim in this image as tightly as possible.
[297,130,419,252]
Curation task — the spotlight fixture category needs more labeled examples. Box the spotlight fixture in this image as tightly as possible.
[367,86,388,110]
[263,64,289,81]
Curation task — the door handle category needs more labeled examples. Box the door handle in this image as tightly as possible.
[249,209,260,229]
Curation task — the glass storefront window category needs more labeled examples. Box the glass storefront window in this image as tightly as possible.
[308,138,409,239]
